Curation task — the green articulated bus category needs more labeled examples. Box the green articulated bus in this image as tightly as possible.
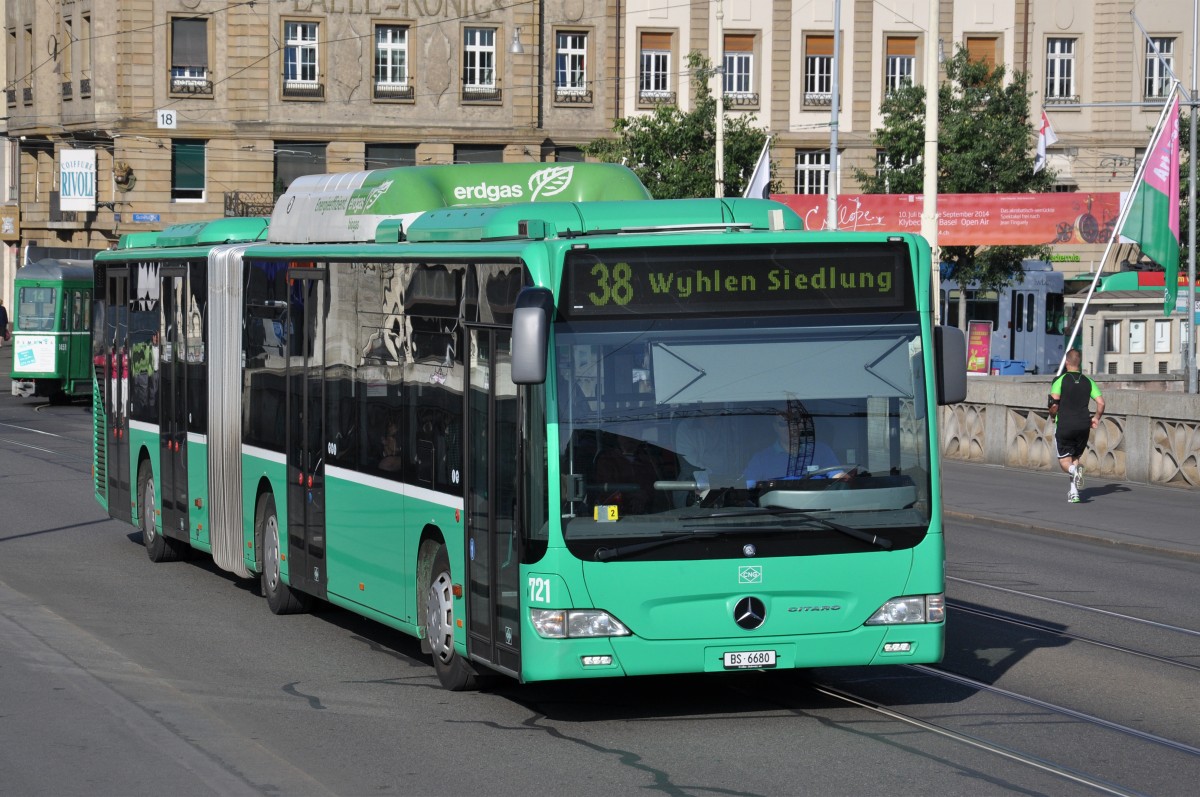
[11,256,96,400]
[92,162,967,690]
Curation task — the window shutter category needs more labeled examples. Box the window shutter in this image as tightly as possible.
[172,18,209,69]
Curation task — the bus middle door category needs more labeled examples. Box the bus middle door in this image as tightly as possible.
[159,267,190,545]
[284,268,328,601]
[465,328,521,678]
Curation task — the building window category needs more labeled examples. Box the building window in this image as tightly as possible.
[965,37,998,71]
[1145,37,1174,100]
[884,37,916,95]
[463,27,498,101]
[374,24,411,100]
[365,143,416,169]
[639,32,673,103]
[1130,320,1147,353]
[796,150,830,194]
[1045,37,1077,104]
[1104,320,1122,353]
[1154,318,1171,353]
[555,31,590,102]
[80,14,93,97]
[284,21,322,98]
[171,17,211,95]
[172,139,206,201]
[455,144,504,164]
[274,142,326,191]
[804,35,834,106]
[723,34,757,105]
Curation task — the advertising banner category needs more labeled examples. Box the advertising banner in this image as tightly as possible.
[772,193,1125,247]
[59,149,97,212]
[966,321,993,375]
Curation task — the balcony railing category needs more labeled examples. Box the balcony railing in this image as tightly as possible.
[6,88,15,106]
[23,86,33,104]
[374,82,415,101]
[1044,94,1080,106]
[80,77,91,97]
[283,80,325,99]
[171,76,214,96]
[638,90,676,105]
[725,91,759,107]
[462,84,502,102]
[554,85,593,104]
[804,92,833,106]
[225,190,280,218]
[61,81,73,100]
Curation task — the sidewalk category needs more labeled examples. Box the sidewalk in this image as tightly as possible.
[942,458,1200,561]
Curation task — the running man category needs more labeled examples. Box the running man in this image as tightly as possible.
[1048,349,1105,503]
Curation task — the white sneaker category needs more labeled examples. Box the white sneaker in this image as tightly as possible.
[1068,490,1080,503]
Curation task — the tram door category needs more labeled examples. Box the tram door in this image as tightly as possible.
[159,267,190,545]
[284,268,328,600]
[465,328,521,676]
[1010,289,1037,367]
[65,287,92,394]
[104,267,132,524]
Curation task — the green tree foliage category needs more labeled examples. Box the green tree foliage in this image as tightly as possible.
[585,53,771,199]
[855,46,1057,297]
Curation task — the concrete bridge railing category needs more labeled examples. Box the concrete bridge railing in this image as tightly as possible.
[940,376,1200,490]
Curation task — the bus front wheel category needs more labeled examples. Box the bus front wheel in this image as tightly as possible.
[257,494,311,615]
[425,545,478,691]
[140,463,183,562]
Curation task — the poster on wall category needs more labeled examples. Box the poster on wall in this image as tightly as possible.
[966,320,993,375]
[59,149,96,212]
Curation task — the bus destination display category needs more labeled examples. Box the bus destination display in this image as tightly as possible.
[563,242,914,317]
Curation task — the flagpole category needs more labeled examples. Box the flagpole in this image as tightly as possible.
[1188,0,1197,393]
[1058,82,1181,375]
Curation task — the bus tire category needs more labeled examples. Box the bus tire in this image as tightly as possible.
[426,545,478,691]
[140,462,183,562]
[257,494,311,615]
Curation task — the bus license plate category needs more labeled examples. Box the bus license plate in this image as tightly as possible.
[723,649,776,669]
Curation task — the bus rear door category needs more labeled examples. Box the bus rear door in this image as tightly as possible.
[103,267,132,524]
[159,267,190,545]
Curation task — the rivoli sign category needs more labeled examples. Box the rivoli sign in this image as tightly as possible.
[59,149,97,212]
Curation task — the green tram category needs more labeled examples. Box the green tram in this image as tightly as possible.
[93,162,967,689]
[10,257,95,400]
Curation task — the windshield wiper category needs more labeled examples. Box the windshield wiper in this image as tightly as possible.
[759,506,893,550]
[593,509,892,561]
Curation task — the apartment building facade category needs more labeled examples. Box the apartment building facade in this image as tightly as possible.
[1,1,1195,325]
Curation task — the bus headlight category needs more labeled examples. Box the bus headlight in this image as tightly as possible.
[530,609,632,638]
[864,594,945,625]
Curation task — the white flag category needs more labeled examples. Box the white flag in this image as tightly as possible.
[743,137,772,198]
[1034,110,1058,173]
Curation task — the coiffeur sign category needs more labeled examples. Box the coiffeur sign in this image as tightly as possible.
[772,193,1123,246]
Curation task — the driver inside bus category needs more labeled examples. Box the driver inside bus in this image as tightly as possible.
[741,412,848,488]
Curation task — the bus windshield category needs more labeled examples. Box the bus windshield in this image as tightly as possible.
[555,315,931,556]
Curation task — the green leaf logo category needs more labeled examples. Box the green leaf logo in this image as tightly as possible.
[528,166,574,200]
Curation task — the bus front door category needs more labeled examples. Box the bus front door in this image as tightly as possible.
[159,268,190,545]
[465,328,521,677]
[104,268,132,525]
[284,269,328,601]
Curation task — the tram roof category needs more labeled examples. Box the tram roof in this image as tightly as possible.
[15,257,94,282]
[266,162,652,244]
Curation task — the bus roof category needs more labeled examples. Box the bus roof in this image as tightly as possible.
[402,197,802,243]
[109,217,269,251]
[15,257,93,282]
[267,162,652,244]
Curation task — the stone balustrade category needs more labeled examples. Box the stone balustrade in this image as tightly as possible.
[941,376,1200,489]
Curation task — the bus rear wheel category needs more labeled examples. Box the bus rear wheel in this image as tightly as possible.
[425,545,477,691]
[257,494,311,615]
[139,462,183,562]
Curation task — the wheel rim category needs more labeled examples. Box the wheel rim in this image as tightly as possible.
[426,568,455,664]
[142,478,156,543]
[264,513,281,592]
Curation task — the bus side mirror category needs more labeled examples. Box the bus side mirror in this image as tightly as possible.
[934,325,967,405]
[511,287,555,384]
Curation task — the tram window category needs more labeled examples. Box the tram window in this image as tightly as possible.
[18,287,57,331]
[1014,293,1025,332]
[1026,292,1035,333]
[1045,293,1064,334]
